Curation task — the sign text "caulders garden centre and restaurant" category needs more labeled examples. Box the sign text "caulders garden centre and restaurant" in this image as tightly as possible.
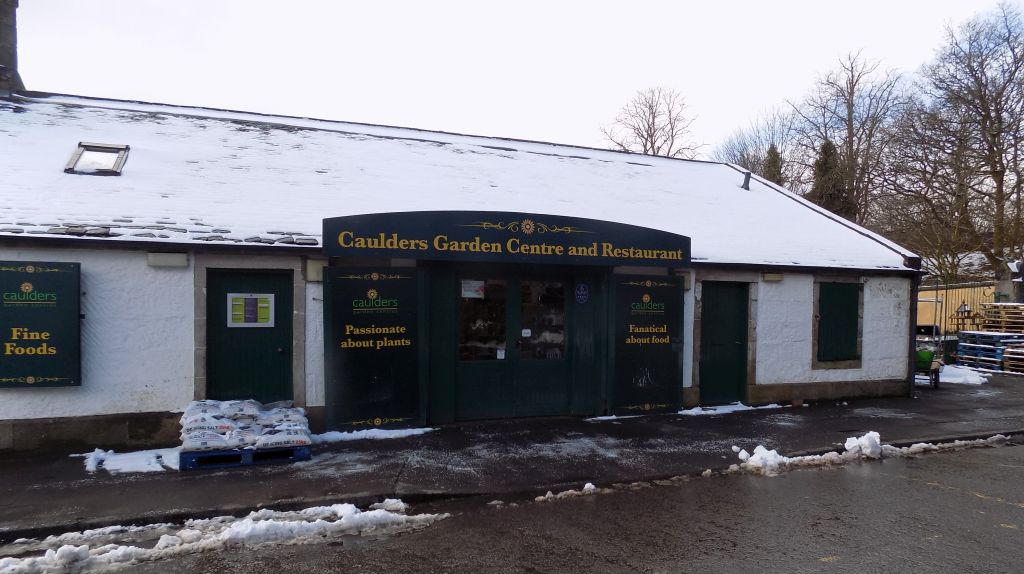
[323,211,691,268]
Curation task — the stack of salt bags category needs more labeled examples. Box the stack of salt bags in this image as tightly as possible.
[180,399,313,452]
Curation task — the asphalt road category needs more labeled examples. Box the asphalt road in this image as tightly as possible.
[130,442,1024,574]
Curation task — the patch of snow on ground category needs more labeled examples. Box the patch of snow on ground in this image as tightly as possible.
[312,428,436,444]
[940,365,991,385]
[0,501,447,573]
[73,448,181,474]
[848,407,916,419]
[584,415,642,422]
[534,482,602,502]
[678,402,785,416]
[369,499,408,513]
[733,431,1008,477]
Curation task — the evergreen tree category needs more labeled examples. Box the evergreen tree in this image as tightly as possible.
[762,144,784,185]
[808,140,855,219]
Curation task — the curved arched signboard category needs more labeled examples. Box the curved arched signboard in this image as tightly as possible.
[323,211,690,268]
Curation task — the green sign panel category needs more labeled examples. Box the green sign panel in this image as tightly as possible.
[612,276,683,414]
[0,262,81,388]
[323,211,691,268]
[324,269,421,428]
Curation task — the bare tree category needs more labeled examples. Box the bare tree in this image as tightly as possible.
[602,87,700,159]
[884,4,1019,282]
[790,52,906,224]
[877,97,987,281]
[712,106,796,185]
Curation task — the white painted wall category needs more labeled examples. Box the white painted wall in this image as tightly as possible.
[0,247,195,419]
[755,275,910,385]
[305,282,325,407]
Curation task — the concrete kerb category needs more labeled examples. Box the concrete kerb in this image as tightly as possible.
[782,429,1024,458]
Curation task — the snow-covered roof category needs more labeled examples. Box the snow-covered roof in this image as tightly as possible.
[1,94,917,271]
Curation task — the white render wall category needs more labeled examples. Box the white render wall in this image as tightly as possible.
[305,282,326,407]
[0,248,195,419]
[755,275,910,385]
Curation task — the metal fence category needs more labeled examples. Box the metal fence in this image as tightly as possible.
[916,281,996,335]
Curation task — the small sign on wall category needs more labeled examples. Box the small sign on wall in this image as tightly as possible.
[227,293,275,328]
[0,261,81,388]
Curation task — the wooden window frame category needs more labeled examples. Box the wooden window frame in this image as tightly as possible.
[64,142,130,176]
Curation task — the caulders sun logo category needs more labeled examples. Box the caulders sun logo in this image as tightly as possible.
[3,281,58,306]
[352,288,398,314]
[631,292,665,314]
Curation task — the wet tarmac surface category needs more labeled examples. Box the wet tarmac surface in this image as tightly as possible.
[5,374,1024,540]
[133,442,1024,574]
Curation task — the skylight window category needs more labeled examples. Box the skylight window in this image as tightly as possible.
[65,142,130,175]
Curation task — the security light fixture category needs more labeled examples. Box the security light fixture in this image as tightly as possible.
[65,142,130,176]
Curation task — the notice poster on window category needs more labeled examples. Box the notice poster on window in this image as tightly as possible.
[226,293,275,328]
[0,261,81,388]
[460,280,486,299]
[324,269,421,429]
[612,276,682,414]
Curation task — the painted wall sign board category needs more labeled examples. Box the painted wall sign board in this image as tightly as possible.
[0,261,81,388]
[324,269,422,428]
[323,211,691,268]
[611,276,683,414]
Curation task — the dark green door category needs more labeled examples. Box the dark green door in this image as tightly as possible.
[455,275,570,420]
[207,270,293,404]
[699,281,748,405]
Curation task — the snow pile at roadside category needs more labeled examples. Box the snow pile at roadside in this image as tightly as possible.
[534,482,601,502]
[0,501,446,573]
[312,427,435,444]
[584,415,641,422]
[939,365,990,385]
[75,447,181,474]
[732,431,1008,476]
[679,402,786,416]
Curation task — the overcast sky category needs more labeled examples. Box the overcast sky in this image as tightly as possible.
[16,1,1013,156]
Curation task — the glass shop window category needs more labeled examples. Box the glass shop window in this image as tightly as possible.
[459,279,507,360]
[519,281,565,360]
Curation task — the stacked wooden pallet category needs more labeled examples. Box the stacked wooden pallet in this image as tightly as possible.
[1004,346,1024,374]
[957,331,1024,371]
[980,303,1024,334]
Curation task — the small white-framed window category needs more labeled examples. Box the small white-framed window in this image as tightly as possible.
[64,142,130,175]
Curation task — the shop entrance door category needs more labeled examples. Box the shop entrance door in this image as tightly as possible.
[206,269,293,404]
[455,275,570,420]
[698,281,749,405]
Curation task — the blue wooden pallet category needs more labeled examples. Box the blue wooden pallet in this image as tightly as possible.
[957,344,1006,359]
[958,331,1024,346]
[179,445,312,471]
[956,356,1003,371]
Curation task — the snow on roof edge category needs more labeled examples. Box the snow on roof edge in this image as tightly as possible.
[738,168,920,266]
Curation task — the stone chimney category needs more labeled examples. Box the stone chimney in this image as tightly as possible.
[0,0,24,92]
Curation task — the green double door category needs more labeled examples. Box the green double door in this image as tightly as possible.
[206,269,293,404]
[453,274,571,420]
